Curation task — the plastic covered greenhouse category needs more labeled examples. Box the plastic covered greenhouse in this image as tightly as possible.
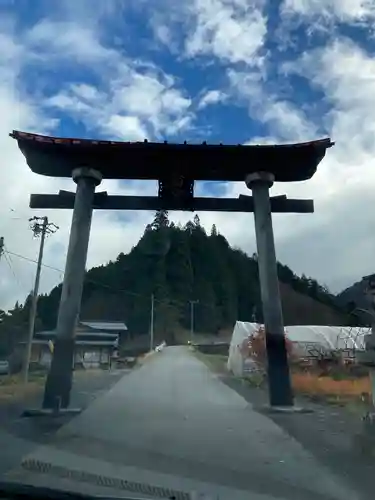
[227,321,371,377]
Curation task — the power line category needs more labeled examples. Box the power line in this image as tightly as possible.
[5,249,152,301]
[2,246,27,293]
[3,246,30,292]
[5,248,212,311]
[6,249,63,274]
[3,251,17,282]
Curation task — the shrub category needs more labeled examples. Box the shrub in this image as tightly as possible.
[240,325,296,367]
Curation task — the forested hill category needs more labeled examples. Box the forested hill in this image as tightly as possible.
[336,275,374,325]
[33,210,348,339]
[0,211,351,355]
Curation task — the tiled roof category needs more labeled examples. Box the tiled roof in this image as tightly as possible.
[80,321,127,331]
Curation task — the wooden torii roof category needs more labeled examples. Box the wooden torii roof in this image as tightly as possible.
[11,131,333,183]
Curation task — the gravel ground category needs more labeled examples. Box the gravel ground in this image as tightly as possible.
[206,362,375,500]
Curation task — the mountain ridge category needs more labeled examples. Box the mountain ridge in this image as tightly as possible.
[37,211,350,335]
[0,210,353,356]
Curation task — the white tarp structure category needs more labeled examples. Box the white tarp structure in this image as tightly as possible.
[227,321,371,377]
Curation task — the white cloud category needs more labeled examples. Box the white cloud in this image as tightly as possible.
[26,20,119,66]
[228,69,320,142]
[282,37,375,181]
[198,89,227,109]
[149,16,177,50]
[244,136,280,145]
[0,14,189,311]
[111,71,193,136]
[219,35,375,293]
[281,0,375,23]
[105,116,148,141]
[45,65,193,140]
[185,0,267,66]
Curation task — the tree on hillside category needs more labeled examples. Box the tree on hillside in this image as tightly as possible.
[193,214,201,227]
[151,209,169,230]
[210,224,218,237]
[27,210,352,338]
[165,228,194,328]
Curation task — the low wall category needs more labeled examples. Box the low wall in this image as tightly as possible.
[193,343,229,356]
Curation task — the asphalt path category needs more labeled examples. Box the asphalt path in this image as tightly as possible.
[0,368,126,477]
[4,347,365,500]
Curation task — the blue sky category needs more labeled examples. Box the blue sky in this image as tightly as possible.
[1,0,375,309]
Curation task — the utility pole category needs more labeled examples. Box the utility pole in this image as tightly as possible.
[358,276,375,414]
[190,300,199,341]
[150,293,154,351]
[0,237,4,261]
[23,216,58,383]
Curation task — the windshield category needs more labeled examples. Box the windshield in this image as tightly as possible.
[1,1,375,499]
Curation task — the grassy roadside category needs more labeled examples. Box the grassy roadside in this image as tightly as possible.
[0,372,46,401]
[0,364,132,403]
[193,350,228,373]
[193,349,372,413]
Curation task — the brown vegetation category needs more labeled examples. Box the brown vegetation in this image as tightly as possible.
[242,325,371,403]
[291,371,370,399]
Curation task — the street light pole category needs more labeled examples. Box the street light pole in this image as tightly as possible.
[0,237,4,262]
[361,277,375,411]
[150,294,154,351]
[23,216,58,384]
[190,300,199,341]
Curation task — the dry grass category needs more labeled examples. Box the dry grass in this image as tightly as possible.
[137,350,156,365]
[193,351,228,373]
[291,371,370,399]
[0,372,46,400]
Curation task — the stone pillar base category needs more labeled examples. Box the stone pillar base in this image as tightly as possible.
[42,337,75,409]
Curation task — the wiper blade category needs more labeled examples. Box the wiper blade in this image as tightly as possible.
[0,481,91,500]
[0,481,149,500]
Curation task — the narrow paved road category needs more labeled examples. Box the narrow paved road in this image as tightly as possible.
[6,347,363,500]
[0,369,125,477]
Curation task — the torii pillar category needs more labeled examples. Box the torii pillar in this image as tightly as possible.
[246,172,293,408]
[43,167,102,409]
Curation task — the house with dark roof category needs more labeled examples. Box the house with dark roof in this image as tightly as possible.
[26,320,127,369]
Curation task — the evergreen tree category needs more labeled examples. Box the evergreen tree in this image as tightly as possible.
[151,209,169,230]
[193,214,201,227]
[210,224,218,237]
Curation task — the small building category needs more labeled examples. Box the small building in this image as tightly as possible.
[28,320,127,369]
[79,320,128,347]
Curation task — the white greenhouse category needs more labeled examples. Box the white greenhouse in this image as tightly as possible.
[227,321,371,377]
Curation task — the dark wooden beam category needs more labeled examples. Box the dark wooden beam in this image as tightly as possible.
[30,193,314,213]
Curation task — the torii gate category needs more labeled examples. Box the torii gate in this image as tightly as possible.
[11,131,333,410]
